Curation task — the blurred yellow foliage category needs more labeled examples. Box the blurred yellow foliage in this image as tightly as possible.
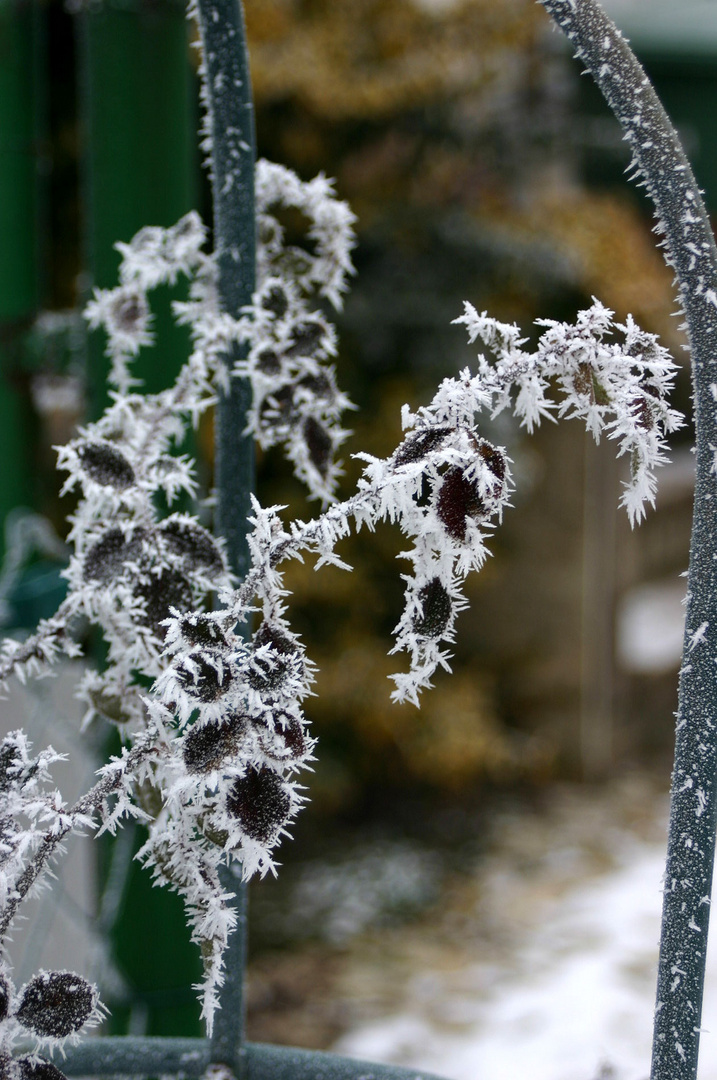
[245,0,542,118]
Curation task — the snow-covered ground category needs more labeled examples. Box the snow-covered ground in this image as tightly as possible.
[330,790,717,1080]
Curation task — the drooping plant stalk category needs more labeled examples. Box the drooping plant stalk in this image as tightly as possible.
[539,3,717,1079]
[187,0,256,1073]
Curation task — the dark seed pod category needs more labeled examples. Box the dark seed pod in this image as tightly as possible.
[393,426,451,467]
[159,517,225,575]
[19,1057,69,1080]
[226,766,291,844]
[108,289,148,336]
[271,712,307,761]
[0,737,22,792]
[303,416,332,477]
[248,624,298,691]
[436,466,486,542]
[260,283,289,318]
[253,623,297,656]
[17,971,96,1040]
[181,615,228,649]
[633,393,655,431]
[0,971,11,1021]
[477,440,506,485]
[297,372,333,400]
[135,568,193,637]
[76,441,135,490]
[259,384,296,428]
[83,527,147,585]
[285,319,325,358]
[255,348,282,375]
[412,577,453,639]
[176,651,233,703]
[182,714,244,774]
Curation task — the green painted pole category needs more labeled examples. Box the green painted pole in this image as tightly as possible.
[191,0,255,1071]
[77,0,197,409]
[0,0,43,552]
[75,0,203,1037]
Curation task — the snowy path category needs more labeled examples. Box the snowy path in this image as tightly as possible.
[332,796,717,1080]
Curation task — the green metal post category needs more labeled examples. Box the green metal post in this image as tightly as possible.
[77,0,197,408]
[191,0,255,1071]
[0,0,43,553]
[75,0,203,1037]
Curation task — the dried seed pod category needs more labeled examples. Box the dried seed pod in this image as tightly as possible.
[18,1057,69,1080]
[263,711,307,762]
[226,766,291,844]
[181,614,228,649]
[247,625,298,691]
[436,466,485,542]
[135,568,193,637]
[83,527,147,585]
[255,348,282,375]
[297,372,333,400]
[477,439,506,486]
[182,714,245,774]
[0,971,11,1021]
[303,416,332,477]
[412,577,452,639]
[285,318,325,358]
[76,441,135,490]
[252,623,297,656]
[16,971,97,1040]
[260,283,289,318]
[159,517,225,575]
[393,426,451,467]
[176,651,233,703]
[107,289,148,337]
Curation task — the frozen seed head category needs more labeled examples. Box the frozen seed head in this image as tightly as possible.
[176,651,233,703]
[413,578,453,639]
[0,972,11,1022]
[253,622,297,656]
[16,972,97,1041]
[393,426,451,467]
[255,348,282,376]
[83,527,147,584]
[226,766,291,844]
[260,283,289,319]
[477,439,506,485]
[436,466,486,542]
[285,319,326,358]
[107,289,149,340]
[182,715,244,774]
[18,1059,68,1080]
[303,416,332,478]
[75,441,135,490]
[135,568,193,637]
[159,517,225,575]
[264,712,307,762]
[180,614,228,649]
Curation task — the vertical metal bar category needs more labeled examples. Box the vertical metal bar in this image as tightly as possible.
[539,4,717,1079]
[75,0,203,1037]
[191,0,255,1073]
[0,0,44,553]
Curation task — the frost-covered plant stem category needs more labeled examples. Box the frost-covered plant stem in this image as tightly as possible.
[189,0,256,1071]
[540,3,717,1078]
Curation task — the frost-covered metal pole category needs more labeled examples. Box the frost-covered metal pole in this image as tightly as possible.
[191,0,256,1074]
[539,3,717,1078]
